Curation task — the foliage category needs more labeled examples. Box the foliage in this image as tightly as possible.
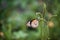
[0,0,60,40]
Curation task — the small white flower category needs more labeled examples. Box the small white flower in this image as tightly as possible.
[26,21,30,27]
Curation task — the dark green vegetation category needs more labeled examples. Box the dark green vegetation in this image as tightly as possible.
[0,0,60,40]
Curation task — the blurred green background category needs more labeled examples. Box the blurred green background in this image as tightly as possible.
[0,0,60,40]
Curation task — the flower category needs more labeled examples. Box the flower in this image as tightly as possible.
[48,21,54,28]
[31,19,39,28]
[26,19,39,28]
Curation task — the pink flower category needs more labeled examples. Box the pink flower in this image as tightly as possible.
[26,19,39,28]
[31,20,39,28]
